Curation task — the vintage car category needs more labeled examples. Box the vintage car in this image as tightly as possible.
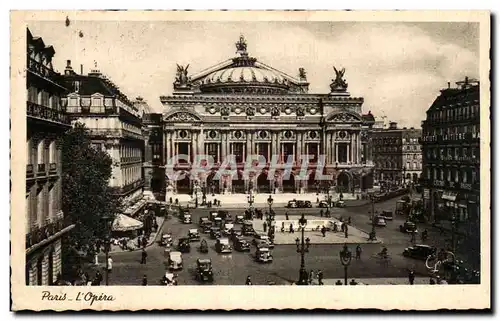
[255,247,273,263]
[286,200,298,208]
[168,251,183,270]
[400,221,418,233]
[177,238,191,253]
[255,239,275,249]
[223,223,234,236]
[215,237,233,253]
[230,229,243,243]
[253,234,271,246]
[334,200,346,208]
[403,244,437,260]
[242,221,256,236]
[234,237,251,252]
[182,213,192,224]
[217,210,232,222]
[373,215,387,227]
[396,200,409,216]
[162,272,178,286]
[210,227,222,239]
[160,233,173,247]
[188,228,201,242]
[296,200,312,208]
[380,210,394,221]
[235,215,245,224]
[318,200,329,208]
[209,211,219,221]
[199,217,212,233]
[196,258,214,282]
[213,217,223,228]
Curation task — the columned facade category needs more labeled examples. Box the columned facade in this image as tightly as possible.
[160,36,375,196]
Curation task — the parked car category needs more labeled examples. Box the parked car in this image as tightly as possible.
[182,213,192,224]
[334,200,345,208]
[160,233,173,247]
[210,227,222,239]
[242,221,256,236]
[400,221,418,233]
[374,216,387,227]
[380,210,393,221]
[215,237,233,253]
[235,215,245,224]
[222,223,234,235]
[296,200,312,208]
[168,251,183,270]
[318,201,329,208]
[255,247,273,263]
[403,244,437,260]
[188,228,200,242]
[233,237,251,252]
[287,200,298,208]
[177,238,191,253]
[196,258,214,282]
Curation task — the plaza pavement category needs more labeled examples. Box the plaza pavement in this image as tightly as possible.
[252,216,382,245]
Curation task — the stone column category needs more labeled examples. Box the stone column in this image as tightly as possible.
[165,132,171,163]
[296,132,301,164]
[246,131,251,159]
[276,131,281,162]
[198,128,204,159]
[221,132,226,159]
[322,130,327,159]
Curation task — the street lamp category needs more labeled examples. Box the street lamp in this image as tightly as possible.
[100,214,114,286]
[368,193,377,241]
[295,213,310,285]
[339,243,352,286]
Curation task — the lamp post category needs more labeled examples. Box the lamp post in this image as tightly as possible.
[266,211,275,241]
[100,214,113,286]
[368,193,377,241]
[295,213,310,285]
[339,243,352,285]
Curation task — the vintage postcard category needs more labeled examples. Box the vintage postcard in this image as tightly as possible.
[10,10,491,311]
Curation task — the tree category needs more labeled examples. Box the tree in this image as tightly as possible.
[61,123,121,275]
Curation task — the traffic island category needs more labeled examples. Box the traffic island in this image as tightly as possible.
[252,216,383,245]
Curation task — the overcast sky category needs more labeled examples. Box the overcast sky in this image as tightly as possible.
[28,20,479,127]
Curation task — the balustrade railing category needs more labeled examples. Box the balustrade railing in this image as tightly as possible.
[25,216,73,249]
[27,101,70,125]
[27,58,58,79]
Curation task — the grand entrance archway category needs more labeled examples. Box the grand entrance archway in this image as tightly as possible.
[207,172,219,195]
[233,171,245,193]
[282,173,295,193]
[257,172,270,193]
[337,171,350,193]
[177,174,191,194]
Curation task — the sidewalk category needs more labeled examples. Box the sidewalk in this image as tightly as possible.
[308,277,430,285]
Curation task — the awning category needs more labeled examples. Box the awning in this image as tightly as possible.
[112,214,144,232]
[441,191,457,201]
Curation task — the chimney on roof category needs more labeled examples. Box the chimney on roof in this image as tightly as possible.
[64,60,73,75]
[389,122,398,130]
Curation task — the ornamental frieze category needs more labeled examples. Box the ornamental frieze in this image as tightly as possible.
[166,112,201,122]
[328,113,360,122]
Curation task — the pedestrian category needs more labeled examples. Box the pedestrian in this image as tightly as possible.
[344,225,349,238]
[321,226,326,237]
[335,280,343,285]
[94,270,102,285]
[141,248,148,264]
[289,223,294,233]
[142,274,148,286]
[318,270,324,285]
[316,197,319,204]
[263,221,267,233]
[408,269,415,285]
[285,212,289,220]
[349,279,357,285]
[320,209,323,217]
[175,198,178,205]
[142,235,148,248]
[107,256,113,277]
[245,275,252,285]
[348,216,352,225]
[429,278,436,285]
[309,270,315,285]
[355,244,362,260]
[410,231,416,243]
[333,222,338,232]
[169,197,173,204]
[281,222,285,233]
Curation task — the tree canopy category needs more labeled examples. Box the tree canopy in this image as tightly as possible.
[61,122,121,256]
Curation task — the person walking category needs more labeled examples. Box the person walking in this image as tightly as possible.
[309,270,315,285]
[344,225,349,238]
[142,274,148,286]
[408,269,415,285]
[335,280,343,285]
[263,221,267,233]
[245,275,252,285]
[289,223,294,233]
[93,270,103,286]
[141,248,148,264]
[355,245,362,260]
[317,270,324,285]
[285,212,289,220]
[321,226,326,237]
[281,222,285,233]
[320,209,324,218]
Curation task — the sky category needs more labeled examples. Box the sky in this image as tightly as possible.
[27,20,479,128]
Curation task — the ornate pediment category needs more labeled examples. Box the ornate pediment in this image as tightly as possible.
[327,112,361,123]
[165,111,201,122]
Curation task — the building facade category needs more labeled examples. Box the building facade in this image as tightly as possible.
[142,110,165,200]
[421,77,480,234]
[160,36,375,196]
[372,122,422,185]
[62,62,146,216]
[26,29,74,285]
